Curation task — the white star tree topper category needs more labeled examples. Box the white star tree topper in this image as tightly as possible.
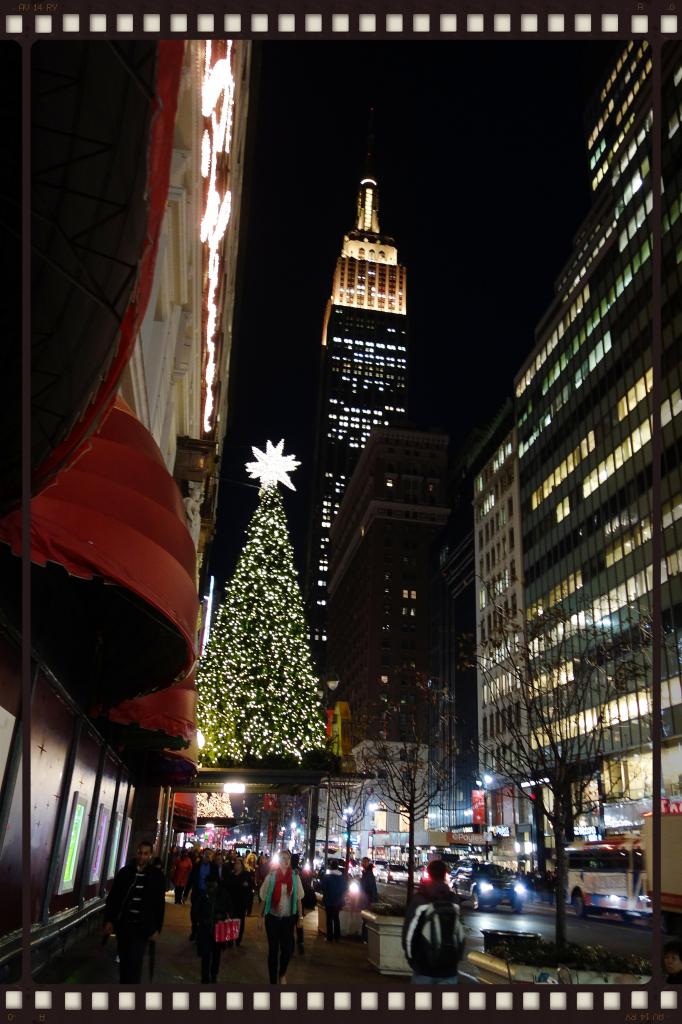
[245,439,301,491]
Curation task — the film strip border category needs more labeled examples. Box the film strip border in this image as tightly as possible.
[2,11,681,37]
[2,988,680,1012]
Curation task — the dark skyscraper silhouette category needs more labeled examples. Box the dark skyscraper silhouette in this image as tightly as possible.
[305,141,409,672]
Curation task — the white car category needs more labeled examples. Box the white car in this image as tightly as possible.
[387,863,409,885]
[373,860,390,883]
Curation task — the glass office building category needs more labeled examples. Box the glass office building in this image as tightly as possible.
[514,41,682,847]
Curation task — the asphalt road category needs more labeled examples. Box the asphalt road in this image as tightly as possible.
[375,882,651,959]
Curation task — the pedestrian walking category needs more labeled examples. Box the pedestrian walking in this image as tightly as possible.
[102,841,166,984]
[195,865,231,983]
[255,854,269,902]
[225,857,252,947]
[402,859,465,985]
[320,859,348,943]
[188,849,214,941]
[258,850,303,985]
[359,857,378,942]
[289,854,313,954]
[171,850,193,904]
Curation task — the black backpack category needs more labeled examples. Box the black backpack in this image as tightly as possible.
[407,896,465,975]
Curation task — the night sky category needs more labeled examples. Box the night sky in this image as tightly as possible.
[208,40,620,592]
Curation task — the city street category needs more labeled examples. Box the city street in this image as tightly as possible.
[375,883,652,959]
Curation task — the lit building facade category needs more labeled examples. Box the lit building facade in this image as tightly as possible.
[513,40,682,854]
[120,40,253,596]
[305,170,409,671]
[473,418,535,868]
[327,427,448,739]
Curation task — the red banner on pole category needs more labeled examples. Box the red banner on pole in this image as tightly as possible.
[472,789,486,825]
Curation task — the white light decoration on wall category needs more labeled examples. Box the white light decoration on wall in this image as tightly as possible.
[201,40,236,434]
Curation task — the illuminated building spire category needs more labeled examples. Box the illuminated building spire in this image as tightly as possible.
[355,108,380,234]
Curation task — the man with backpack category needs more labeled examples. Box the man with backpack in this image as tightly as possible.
[402,860,465,984]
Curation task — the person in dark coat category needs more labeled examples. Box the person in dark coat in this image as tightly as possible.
[320,859,348,942]
[195,865,230,983]
[103,840,165,984]
[402,860,465,984]
[225,857,252,947]
[188,849,214,941]
[359,857,379,942]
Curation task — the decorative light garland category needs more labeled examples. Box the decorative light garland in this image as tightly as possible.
[201,40,236,434]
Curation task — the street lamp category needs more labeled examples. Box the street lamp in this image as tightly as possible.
[343,806,354,871]
[368,802,379,861]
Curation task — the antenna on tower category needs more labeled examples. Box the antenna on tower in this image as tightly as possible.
[364,106,376,182]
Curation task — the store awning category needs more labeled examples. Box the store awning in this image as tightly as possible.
[0,398,198,707]
[107,671,197,751]
[174,792,197,832]
[21,40,184,511]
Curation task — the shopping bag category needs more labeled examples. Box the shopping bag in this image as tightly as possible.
[214,918,240,943]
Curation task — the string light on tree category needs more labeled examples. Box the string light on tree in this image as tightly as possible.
[196,440,325,765]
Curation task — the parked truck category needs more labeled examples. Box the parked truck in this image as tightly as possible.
[642,811,682,936]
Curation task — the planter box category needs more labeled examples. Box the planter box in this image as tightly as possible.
[467,951,651,985]
[361,910,411,976]
[316,895,363,938]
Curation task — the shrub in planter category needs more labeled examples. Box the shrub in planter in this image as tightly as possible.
[487,937,651,977]
[369,903,407,917]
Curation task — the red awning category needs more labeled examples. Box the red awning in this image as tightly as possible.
[29,41,185,504]
[108,671,197,750]
[0,398,198,692]
[174,792,197,831]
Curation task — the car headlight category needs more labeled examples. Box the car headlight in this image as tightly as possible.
[479,882,494,893]
[514,883,526,895]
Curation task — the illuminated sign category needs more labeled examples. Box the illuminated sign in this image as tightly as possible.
[201,40,236,434]
[119,816,132,870]
[57,793,88,895]
[472,789,486,825]
[89,804,110,884]
[107,813,123,880]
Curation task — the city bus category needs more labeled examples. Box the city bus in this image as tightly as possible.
[566,836,651,921]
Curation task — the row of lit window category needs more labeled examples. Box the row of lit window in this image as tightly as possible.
[618,190,652,253]
[591,107,646,192]
[475,441,513,493]
[531,660,575,693]
[591,117,635,190]
[479,490,495,519]
[587,43,649,152]
[563,221,614,299]
[520,233,653,451]
[605,518,652,569]
[516,285,590,398]
[531,431,596,510]
[556,496,570,523]
[583,388,682,498]
[530,689,650,749]
[526,569,583,622]
[615,157,650,220]
[596,41,635,122]
[617,367,653,421]
[331,337,406,353]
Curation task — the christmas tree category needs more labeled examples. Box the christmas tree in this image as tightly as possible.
[197,440,326,766]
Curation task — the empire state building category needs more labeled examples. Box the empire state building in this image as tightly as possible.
[305,159,409,670]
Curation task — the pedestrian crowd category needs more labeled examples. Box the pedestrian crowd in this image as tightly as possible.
[103,842,376,985]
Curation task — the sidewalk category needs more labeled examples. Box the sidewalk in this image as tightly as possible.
[35,896,413,987]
